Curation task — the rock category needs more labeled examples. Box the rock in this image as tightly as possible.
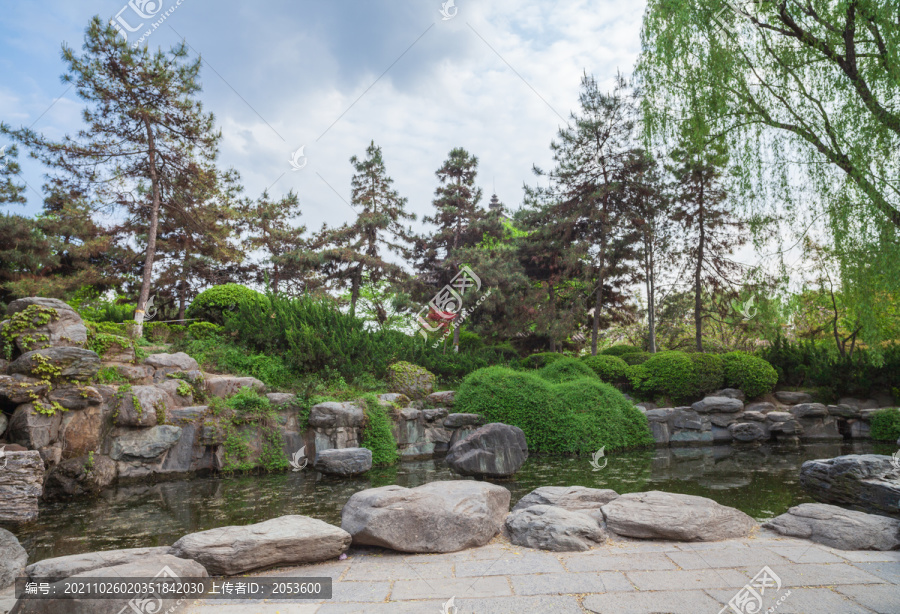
[796,416,842,440]
[691,396,744,414]
[399,408,420,421]
[155,379,193,406]
[387,362,435,399]
[109,425,183,461]
[308,402,364,428]
[601,491,757,541]
[775,391,812,405]
[9,348,100,381]
[672,409,706,430]
[709,413,740,427]
[0,413,6,437]
[644,408,675,422]
[741,411,767,422]
[39,444,61,466]
[112,364,154,385]
[169,515,350,575]
[827,404,860,418]
[58,404,103,459]
[838,397,880,410]
[23,546,171,579]
[426,390,455,407]
[43,454,117,499]
[13,554,206,614]
[764,503,900,551]
[142,352,198,371]
[769,419,802,435]
[341,481,510,553]
[47,385,102,410]
[443,413,484,429]
[512,486,619,513]
[0,450,44,523]
[110,384,169,427]
[728,421,768,442]
[506,505,606,552]
[800,455,900,519]
[766,411,793,422]
[378,393,410,407]
[648,420,669,445]
[422,408,448,422]
[0,375,49,404]
[445,423,528,478]
[790,403,829,418]
[313,448,372,476]
[205,375,265,398]
[712,388,746,401]
[266,392,297,407]
[745,402,775,413]
[669,430,714,445]
[635,402,657,412]
[5,297,88,351]
[0,528,27,590]
[7,403,61,449]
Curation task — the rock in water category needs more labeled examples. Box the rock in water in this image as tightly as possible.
[341,481,510,552]
[445,423,527,478]
[512,486,619,513]
[43,454,117,499]
[168,515,351,575]
[764,503,900,551]
[0,450,44,523]
[601,490,757,541]
[506,505,606,551]
[313,448,372,476]
[0,528,27,589]
[800,455,900,519]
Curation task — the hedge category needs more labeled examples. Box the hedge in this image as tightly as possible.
[538,357,599,383]
[582,354,629,383]
[600,345,642,357]
[521,352,566,370]
[869,408,900,442]
[622,351,652,366]
[628,351,732,403]
[186,284,267,324]
[721,351,778,399]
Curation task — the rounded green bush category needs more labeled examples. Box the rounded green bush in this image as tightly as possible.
[629,351,696,402]
[622,351,652,366]
[582,354,629,383]
[556,378,655,452]
[538,357,599,383]
[869,408,900,441]
[186,284,266,324]
[721,351,778,399]
[600,345,642,357]
[689,353,724,398]
[521,352,565,370]
[187,321,224,340]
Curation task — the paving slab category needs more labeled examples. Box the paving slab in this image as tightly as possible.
[831,550,900,563]
[764,545,848,564]
[625,568,749,590]
[738,562,887,586]
[583,589,722,613]
[850,561,900,584]
[509,571,634,595]
[390,575,511,600]
[342,559,455,581]
[707,586,873,614]
[667,546,792,570]
[455,551,565,577]
[562,551,678,572]
[837,584,900,614]
[182,606,320,614]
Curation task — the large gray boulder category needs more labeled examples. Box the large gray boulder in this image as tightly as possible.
[0,413,6,438]
[9,348,100,381]
[426,390,455,407]
[387,362,435,399]
[43,454,117,499]
[506,505,607,552]
[205,375,265,398]
[109,425,183,461]
[5,297,88,352]
[169,515,350,575]
[0,528,27,589]
[308,402,364,428]
[0,450,44,523]
[47,385,102,411]
[23,547,171,580]
[512,486,619,513]
[691,396,744,414]
[790,403,829,418]
[728,421,768,442]
[313,447,372,476]
[341,481,510,553]
[774,391,812,405]
[110,384,169,427]
[0,375,48,405]
[601,491,757,541]
[445,423,527,478]
[12,554,206,614]
[764,503,900,551]
[7,404,62,449]
[143,352,199,372]
[800,455,900,519]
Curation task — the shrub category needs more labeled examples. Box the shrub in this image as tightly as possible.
[386,361,436,399]
[556,379,656,453]
[582,355,629,383]
[187,321,224,340]
[600,345,642,357]
[538,358,599,383]
[360,394,399,467]
[226,386,271,417]
[689,353,724,398]
[722,351,778,399]
[622,351,652,366]
[87,333,132,358]
[521,352,565,370]
[186,284,267,324]
[629,351,696,402]
[870,408,900,441]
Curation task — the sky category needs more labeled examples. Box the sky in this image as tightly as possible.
[0,0,647,237]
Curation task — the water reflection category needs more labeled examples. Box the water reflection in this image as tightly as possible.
[10,440,885,563]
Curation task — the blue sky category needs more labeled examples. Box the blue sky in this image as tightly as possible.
[0,0,647,235]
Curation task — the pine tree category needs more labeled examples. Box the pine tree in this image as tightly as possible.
[0,143,27,207]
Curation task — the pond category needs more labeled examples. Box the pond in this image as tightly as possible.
[11,440,891,564]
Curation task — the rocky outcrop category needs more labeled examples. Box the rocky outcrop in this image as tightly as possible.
[109,425,183,461]
[445,423,527,478]
[443,413,483,429]
[774,391,812,405]
[764,503,900,551]
[512,486,619,514]
[728,421,768,442]
[4,297,88,351]
[47,385,102,411]
[110,385,169,428]
[313,447,372,476]
[426,390,455,407]
[506,505,606,551]
[205,375,264,398]
[9,348,100,381]
[341,481,510,552]
[0,528,27,590]
[0,375,49,404]
[387,362,435,399]
[169,515,350,575]
[601,490,757,541]
[7,404,62,450]
[790,403,829,418]
[691,396,744,414]
[800,455,900,519]
[43,454,116,499]
[143,352,199,372]
[0,450,44,523]
[308,401,364,455]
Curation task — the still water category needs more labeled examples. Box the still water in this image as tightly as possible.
[12,440,888,563]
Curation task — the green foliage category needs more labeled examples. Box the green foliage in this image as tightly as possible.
[87,333,131,358]
[258,426,290,471]
[689,353,724,398]
[177,336,298,390]
[538,358,599,383]
[521,352,565,370]
[1,304,58,357]
[187,321,223,340]
[360,394,399,467]
[226,386,271,418]
[721,351,778,399]
[69,289,135,323]
[629,351,697,402]
[582,354,629,383]
[600,345,642,357]
[454,366,653,454]
[144,322,185,344]
[622,351,652,366]
[869,408,900,442]
[86,321,129,337]
[186,284,266,324]
[96,366,127,384]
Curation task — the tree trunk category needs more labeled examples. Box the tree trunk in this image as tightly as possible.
[134,117,161,339]
[647,247,657,353]
[350,267,361,317]
[548,283,557,353]
[695,187,705,353]
[177,249,189,323]
[591,276,604,356]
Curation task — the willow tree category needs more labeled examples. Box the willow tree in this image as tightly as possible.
[3,17,219,336]
[637,1,900,345]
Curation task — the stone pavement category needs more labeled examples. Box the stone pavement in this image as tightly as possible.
[177,528,900,614]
